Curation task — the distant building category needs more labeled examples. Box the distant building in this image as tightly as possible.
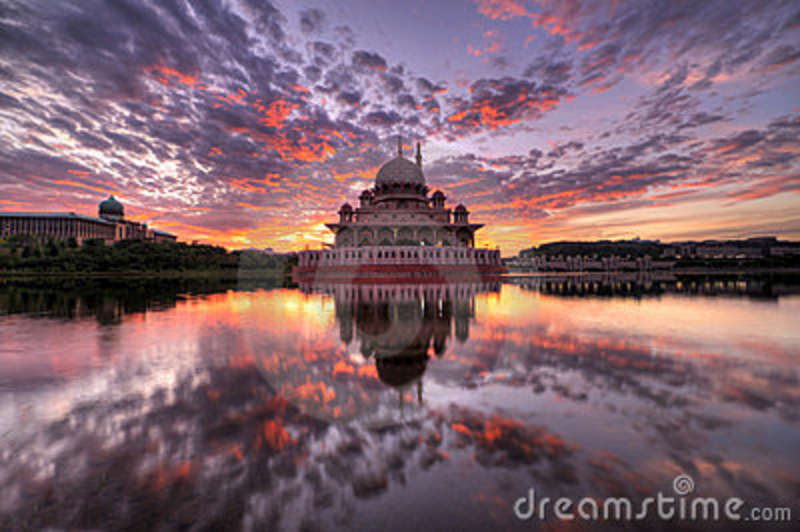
[0,196,176,245]
[528,237,796,263]
[769,246,800,257]
[239,247,277,254]
[695,245,763,259]
[663,238,783,259]
[507,253,674,272]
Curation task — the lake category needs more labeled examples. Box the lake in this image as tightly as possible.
[0,275,798,530]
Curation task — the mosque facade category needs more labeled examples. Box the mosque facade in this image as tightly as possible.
[0,196,177,245]
[295,141,505,282]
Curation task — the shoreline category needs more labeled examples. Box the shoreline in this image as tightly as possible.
[2,266,799,283]
[0,270,291,282]
[504,267,800,277]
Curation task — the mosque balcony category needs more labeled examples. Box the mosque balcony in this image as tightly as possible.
[296,245,503,268]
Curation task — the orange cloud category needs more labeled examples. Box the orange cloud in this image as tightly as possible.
[256,99,298,128]
[145,64,200,88]
[51,179,113,195]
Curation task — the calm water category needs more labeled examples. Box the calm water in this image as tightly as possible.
[0,277,798,530]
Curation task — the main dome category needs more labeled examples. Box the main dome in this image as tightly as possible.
[375,156,425,187]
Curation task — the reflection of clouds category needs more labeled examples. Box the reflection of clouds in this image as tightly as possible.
[438,285,800,432]
[0,355,580,530]
[1,283,799,529]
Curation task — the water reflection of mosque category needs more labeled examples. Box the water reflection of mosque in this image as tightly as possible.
[301,282,500,399]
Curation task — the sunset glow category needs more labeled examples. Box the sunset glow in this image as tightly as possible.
[1,0,798,252]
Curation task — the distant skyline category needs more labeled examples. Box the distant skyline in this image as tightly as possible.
[0,0,798,254]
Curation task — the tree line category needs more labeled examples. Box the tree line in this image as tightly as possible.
[0,235,296,275]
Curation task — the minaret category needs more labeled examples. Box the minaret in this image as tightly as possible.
[415,142,422,168]
[397,135,403,157]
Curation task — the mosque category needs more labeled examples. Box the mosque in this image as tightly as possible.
[0,196,177,245]
[294,140,505,282]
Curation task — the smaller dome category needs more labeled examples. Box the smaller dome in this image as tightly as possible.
[432,190,445,198]
[359,189,373,197]
[454,204,467,212]
[340,202,353,211]
[99,195,124,216]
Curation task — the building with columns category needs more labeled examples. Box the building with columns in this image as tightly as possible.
[329,140,481,248]
[295,141,504,282]
[0,196,177,245]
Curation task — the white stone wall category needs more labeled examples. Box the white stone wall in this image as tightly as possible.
[298,246,501,267]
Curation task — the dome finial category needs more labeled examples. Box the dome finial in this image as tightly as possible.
[397,135,403,157]
[415,142,422,168]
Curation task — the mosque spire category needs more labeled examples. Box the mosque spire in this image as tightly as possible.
[415,141,422,168]
[397,135,403,157]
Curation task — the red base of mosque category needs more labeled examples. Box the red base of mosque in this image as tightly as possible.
[292,263,507,284]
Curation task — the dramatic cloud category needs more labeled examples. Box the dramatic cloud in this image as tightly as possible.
[443,77,566,136]
[0,0,798,251]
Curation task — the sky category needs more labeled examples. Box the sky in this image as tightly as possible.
[0,0,798,254]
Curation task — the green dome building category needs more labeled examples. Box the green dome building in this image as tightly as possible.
[98,195,125,221]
